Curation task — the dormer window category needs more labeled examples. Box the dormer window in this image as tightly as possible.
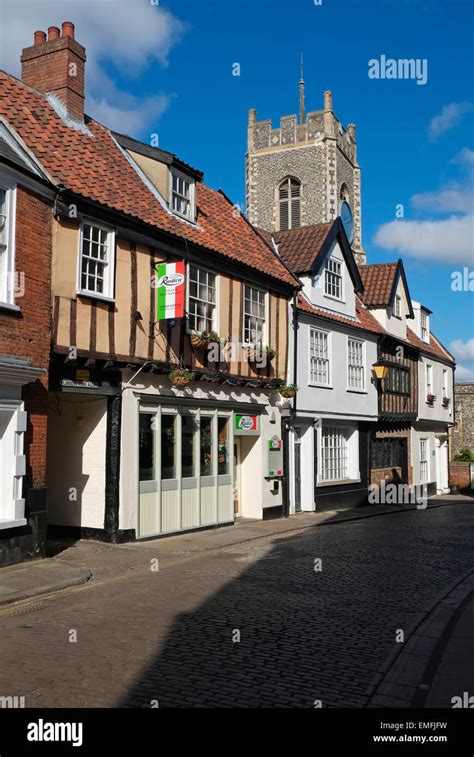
[278,177,301,230]
[421,311,429,342]
[393,294,402,318]
[171,168,195,221]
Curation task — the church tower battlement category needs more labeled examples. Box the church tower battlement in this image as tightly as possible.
[246,89,366,266]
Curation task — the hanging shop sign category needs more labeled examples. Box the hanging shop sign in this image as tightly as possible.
[156,261,185,320]
[234,414,259,436]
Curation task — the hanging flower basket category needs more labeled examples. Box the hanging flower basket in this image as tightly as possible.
[426,393,436,404]
[442,397,451,408]
[265,346,278,362]
[169,369,195,387]
[279,384,298,399]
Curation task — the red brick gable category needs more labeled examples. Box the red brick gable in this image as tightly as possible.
[0,71,298,288]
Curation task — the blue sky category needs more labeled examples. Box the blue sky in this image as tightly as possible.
[2,0,473,376]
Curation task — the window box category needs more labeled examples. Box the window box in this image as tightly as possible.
[190,330,221,349]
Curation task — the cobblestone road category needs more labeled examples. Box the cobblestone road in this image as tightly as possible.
[0,503,473,708]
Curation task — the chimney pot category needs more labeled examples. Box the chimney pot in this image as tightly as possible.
[34,30,46,46]
[48,26,60,41]
[62,21,75,39]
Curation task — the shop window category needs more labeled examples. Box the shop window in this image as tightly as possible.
[218,416,230,475]
[161,414,177,479]
[182,413,196,478]
[200,415,214,476]
[139,414,155,481]
[321,427,348,482]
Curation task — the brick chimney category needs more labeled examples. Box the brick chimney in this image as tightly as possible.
[20,22,86,122]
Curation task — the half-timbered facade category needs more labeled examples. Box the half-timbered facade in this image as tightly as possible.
[359,261,454,494]
[1,23,299,542]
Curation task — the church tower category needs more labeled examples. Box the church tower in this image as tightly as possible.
[246,88,366,266]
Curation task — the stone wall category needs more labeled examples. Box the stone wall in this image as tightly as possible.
[450,383,474,458]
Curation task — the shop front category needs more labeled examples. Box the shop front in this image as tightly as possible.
[120,375,285,539]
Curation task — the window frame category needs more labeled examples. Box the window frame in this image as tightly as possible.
[242,284,267,346]
[278,177,301,231]
[442,369,449,400]
[347,337,366,392]
[320,426,349,483]
[77,218,116,302]
[420,437,429,483]
[186,263,218,335]
[170,167,195,222]
[393,294,402,319]
[324,256,344,302]
[425,363,433,398]
[385,365,410,395]
[0,176,17,308]
[421,311,429,342]
[309,327,331,387]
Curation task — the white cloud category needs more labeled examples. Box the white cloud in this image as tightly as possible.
[411,186,474,214]
[428,102,473,141]
[373,215,474,264]
[455,364,474,382]
[450,339,474,362]
[452,147,474,169]
[0,0,185,134]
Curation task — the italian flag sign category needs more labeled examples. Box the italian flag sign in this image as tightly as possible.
[156,261,185,320]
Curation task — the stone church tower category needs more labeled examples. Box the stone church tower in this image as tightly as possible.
[246,89,366,266]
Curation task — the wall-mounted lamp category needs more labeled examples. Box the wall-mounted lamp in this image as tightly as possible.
[269,411,276,424]
[372,363,389,381]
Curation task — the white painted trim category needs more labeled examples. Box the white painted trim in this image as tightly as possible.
[76,217,116,301]
[308,325,332,387]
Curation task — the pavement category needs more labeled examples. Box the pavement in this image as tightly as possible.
[0,494,472,708]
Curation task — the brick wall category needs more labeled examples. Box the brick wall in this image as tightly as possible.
[0,184,52,565]
[449,462,473,493]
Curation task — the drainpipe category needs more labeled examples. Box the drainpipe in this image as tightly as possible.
[282,295,298,518]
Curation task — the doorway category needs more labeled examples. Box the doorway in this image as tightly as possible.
[435,436,449,494]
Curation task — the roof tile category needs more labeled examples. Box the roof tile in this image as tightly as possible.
[0,71,298,287]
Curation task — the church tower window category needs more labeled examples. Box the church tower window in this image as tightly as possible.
[278,177,301,230]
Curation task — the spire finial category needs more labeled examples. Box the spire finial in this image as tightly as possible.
[299,52,305,124]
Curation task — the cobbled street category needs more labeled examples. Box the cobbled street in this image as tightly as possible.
[0,503,473,708]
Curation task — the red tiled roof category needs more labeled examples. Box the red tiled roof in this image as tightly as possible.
[0,71,298,288]
[296,293,385,336]
[359,262,398,307]
[406,327,455,364]
[268,223,333,272]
